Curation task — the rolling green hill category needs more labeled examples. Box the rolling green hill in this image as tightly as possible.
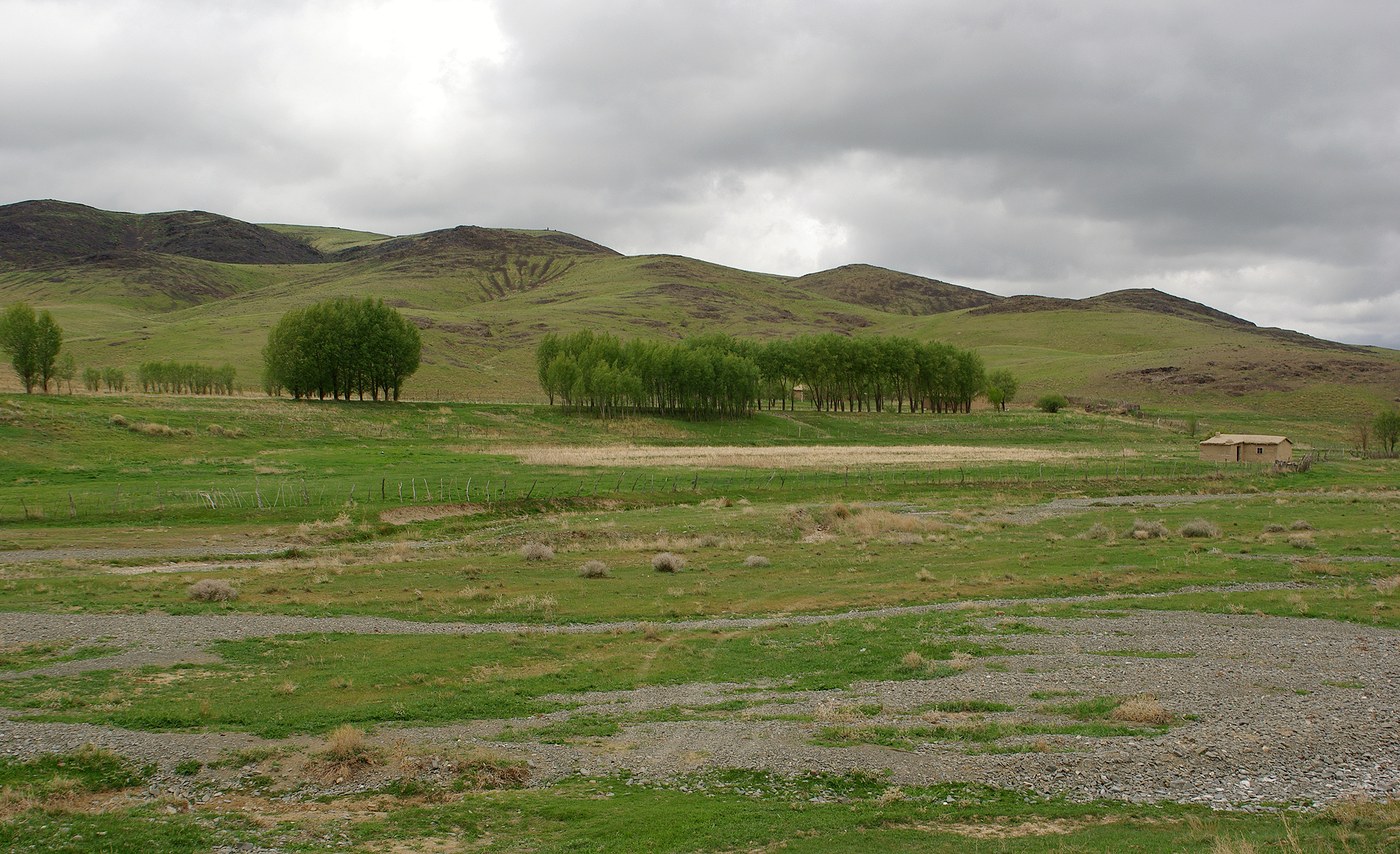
[1,199,1396,418]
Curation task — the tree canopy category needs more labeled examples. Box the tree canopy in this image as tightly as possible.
[262,298,421,401]
[537,331,995,418]
[0,302,63,393]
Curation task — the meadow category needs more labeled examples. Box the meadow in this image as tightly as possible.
[1,391,1397,852]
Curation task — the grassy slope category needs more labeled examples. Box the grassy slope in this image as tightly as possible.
[3,212,1398,417]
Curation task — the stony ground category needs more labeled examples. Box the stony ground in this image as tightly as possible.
[2,589,1396,811]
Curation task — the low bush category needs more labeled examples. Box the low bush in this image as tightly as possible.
[1288,533,1315,549]
[1179,519,1220,538]
[578,560,610,579]
[519,542,555,562]
[1035,394,1069,413]
[187,579,238,602]
[743,555,771,568]
[1289,519,1315,531]
[651,552,686,573]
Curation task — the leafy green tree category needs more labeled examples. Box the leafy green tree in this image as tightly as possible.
[985,369,1019,411]
[0,302,62,393]
[1375,409,1400,456]
[83,367,102,392]
[56,352,76,394]
[263,298,420,401]
[102,367,126,392]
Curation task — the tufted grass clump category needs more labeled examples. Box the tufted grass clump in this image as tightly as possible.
[743,555,771,568]
[187,579,238,602]
[1128,519,1170,540]
[578,560,610,579]
[1179,519,1220,538]
[519,542,555,562]
[1110,695,1174,726]
[321,724,377,768]
[1081,522,1114,541]
[651,552,686,573]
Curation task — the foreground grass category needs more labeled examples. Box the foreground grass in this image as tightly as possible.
[2,768,1394,853]
[0,612,1015,737]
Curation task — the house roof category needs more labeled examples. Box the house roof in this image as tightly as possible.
[1199,434,1291,446]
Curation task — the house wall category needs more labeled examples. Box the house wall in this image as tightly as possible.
[1199,442,1293,463]
[1199,444,1237,463]
[1240,442,1291,462]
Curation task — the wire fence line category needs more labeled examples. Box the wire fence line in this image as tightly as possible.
[0,457,1265,523]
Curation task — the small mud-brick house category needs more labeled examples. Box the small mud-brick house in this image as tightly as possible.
[1198,434,1293,463]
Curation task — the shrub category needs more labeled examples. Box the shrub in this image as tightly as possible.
[519,542,555,562]
[1287,533,1314,549]
[108,414,128,427]
[901,651,925,669]
[1127,519,1169,540]
[1288,519,1314,531]
[187,579,237,602]
[1179,519,1220,539]
[578,560,610,579]
[1035,394,1069,413]
[743,555,771,568]
[651,552,686,573]
[915,569,934,582]
[1263,522,1287,533]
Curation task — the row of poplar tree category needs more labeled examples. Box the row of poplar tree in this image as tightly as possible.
[137,361,237,395]
[536,330,1013,418]
[261,297,422,401]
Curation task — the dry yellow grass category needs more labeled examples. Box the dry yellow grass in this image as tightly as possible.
[1110,695,1174,725]
[322,725,374,765]
[494,444,1085,469]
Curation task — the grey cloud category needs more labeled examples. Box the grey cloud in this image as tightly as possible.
[1,0,1398,346]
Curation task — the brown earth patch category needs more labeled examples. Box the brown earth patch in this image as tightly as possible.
[903,817,1123,839]
[492,444,1086,469]
[379,503,487,525]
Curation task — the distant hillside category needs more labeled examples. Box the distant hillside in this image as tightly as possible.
[0,200,321,266]
[790,264,1001,315]
[971,287,1368,353]
[1,199,1396,417]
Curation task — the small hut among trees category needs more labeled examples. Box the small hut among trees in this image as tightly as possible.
[1198,434,1293,463]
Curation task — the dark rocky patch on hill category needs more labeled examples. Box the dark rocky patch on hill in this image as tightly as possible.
[791,264,1001,315]
[0,200,322,266]
[332,225,620,265]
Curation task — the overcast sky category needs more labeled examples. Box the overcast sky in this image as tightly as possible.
[3,0,1399,347]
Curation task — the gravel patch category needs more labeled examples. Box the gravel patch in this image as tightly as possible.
[0,591,1395,809]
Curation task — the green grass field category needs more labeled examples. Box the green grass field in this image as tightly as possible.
[1,391,1397,851]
